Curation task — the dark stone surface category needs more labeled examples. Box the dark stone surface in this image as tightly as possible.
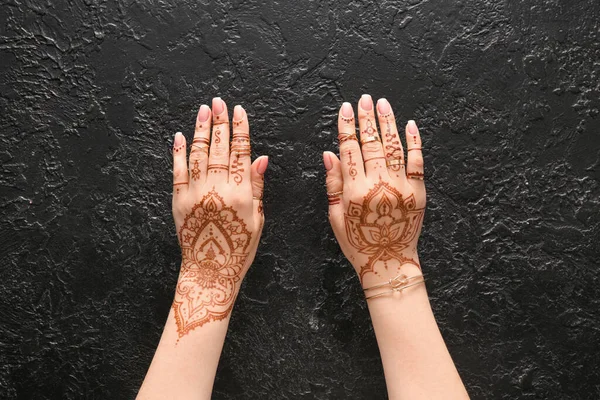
[1,0,599,399]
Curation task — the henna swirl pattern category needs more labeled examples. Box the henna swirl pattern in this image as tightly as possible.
[345,180,424,280]
[348,151,357,180]
[173,190,251,338]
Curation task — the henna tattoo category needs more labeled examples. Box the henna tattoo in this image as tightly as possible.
[327,190,342,206]
[173,143,185,153]
[174,190,251,338]
[347,151,357,180]
[384,120,404,172]
[257,200,263,215]
[214,128,222,144]
[341,115,354,123]
[230,157,245,185]
[362,119,377,136]
[191,160,201,181]
[408,147,422,151]
[344,180,424,281]
[208,164,229,173]
[407,171,425,180]
[173,182,188,194]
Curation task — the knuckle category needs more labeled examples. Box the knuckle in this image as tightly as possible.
[339,141,359,153]
[189,150,207,162]
[411,156,424,169]
[210,146,228,158]
[361,141,383,155]
[173,166,187,180]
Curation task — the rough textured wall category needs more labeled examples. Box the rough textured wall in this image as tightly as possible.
[1,0,599,399]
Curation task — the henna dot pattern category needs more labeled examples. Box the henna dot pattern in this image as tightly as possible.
[173,190,251,338]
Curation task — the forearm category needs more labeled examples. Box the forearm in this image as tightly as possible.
[137,270,233,400]
[366,264,469,400]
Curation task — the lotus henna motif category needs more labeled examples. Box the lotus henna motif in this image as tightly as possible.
[173,190,251,338]
[345,180,424,279]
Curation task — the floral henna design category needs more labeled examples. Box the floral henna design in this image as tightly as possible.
[173,190,251,338]
[345,180,424,281]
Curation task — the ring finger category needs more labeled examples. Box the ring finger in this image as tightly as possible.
[376,98,406,183]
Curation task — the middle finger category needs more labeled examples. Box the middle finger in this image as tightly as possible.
[358,94,389,180]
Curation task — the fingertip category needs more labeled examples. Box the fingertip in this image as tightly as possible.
[197,105,210,123]
[233,105,244,120]
[408,120,418,135]
[257,155,269,174]
[340,102,354,118]
[323,151,333,171]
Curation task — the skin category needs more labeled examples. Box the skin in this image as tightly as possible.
[137,98,267,400]
[139,95,468,399]
[324,95,470,399]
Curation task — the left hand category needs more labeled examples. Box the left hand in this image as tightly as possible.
[170,98,268,339]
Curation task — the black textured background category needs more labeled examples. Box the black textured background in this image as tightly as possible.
[1,0,599,399]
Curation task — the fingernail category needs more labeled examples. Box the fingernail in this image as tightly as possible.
[341,102,354,118]
[377,98,390,114]
[258,156,269,174]
[323,152,333,171]
[198,105,210,122]
[360,94,373,111]
[212,97,224,115]
[408,120,418,135]
[233,105,244,121]
[174,131,183,146]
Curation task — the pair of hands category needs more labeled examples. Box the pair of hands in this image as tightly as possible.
[170,95,426,339]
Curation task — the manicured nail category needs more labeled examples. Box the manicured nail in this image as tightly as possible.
[360,94,373,111]
[198,105,210,122]
[377,98,391,114]
[408,120,418,135]
[323,152,333,171]
[258,156,269,174]
[341,102,354,118]
[212,97,224,115]
[174,131,183,146]
[233,105,244,121]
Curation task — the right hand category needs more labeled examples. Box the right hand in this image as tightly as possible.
[323,95,427,289]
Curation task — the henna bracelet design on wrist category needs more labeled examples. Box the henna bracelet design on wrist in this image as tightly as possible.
[363,274,425,300]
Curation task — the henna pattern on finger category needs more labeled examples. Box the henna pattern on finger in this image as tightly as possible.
[174,190,251,338]
[384,120,404,173]
[208,164,229,174]
[347,151,357,180]
[191,160,201,181]
[407,171,425,180]
[214,128,222,144]
[230,156,245,185]
[344,180,424,281]
[363,119,377,136]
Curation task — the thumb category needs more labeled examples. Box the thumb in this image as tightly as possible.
[323,151,344,220]
[250,155,268,216]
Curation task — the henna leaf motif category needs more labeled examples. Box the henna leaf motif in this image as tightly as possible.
[173,190,251,338]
